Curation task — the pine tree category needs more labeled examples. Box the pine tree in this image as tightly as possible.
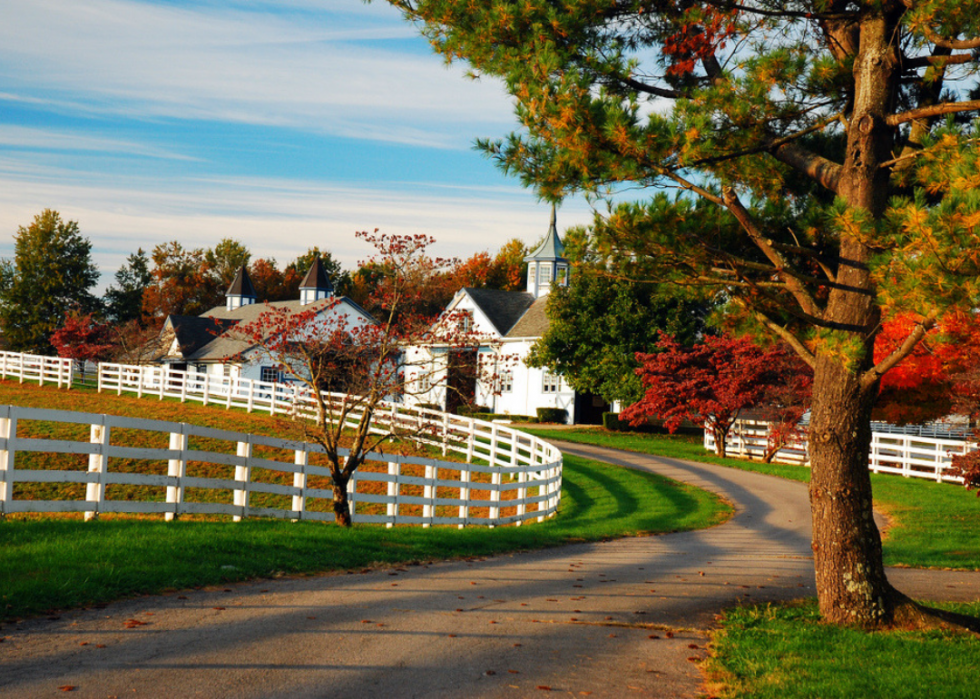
[386,0,980,628]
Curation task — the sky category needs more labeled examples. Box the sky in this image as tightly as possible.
[0,0,599,291]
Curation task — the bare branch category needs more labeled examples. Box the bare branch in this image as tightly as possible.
[860,313,939,390]
[886,99,980,126]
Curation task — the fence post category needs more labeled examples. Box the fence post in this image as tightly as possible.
[422,463,435,528]
[0,408,16,518]
[386,460,400,528]
[442,413,449,456]
[458,466,470,529]
[489,468,501,528]
[233,438,252,522]
[345,457,356,522]
[84,418,111,521]
[516,469,527,526]
[467,418,475,463]
[165,425,187,521]
[292,448,308,521]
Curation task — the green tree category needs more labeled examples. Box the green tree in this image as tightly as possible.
[104,248,152,325]
[0,210,100,354]
[386,0,980,629]
[204,238,251,292]
[285,248,350,297]
[528,238,710,405]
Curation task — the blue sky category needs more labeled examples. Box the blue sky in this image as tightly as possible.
[0,0,598,289]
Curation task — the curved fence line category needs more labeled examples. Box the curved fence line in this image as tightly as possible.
[0,404,562,526]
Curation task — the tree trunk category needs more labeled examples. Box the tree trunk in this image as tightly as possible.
[808,356,895,626]
[803,4,905,628]
[333,482,352,527]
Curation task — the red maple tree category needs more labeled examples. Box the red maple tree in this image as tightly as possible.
[621,334,812,458]
[234,231,502,526]
[49,311,115,380]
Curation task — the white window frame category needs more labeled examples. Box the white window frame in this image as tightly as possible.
[260,365,284,384]
[499,369,514,394]
[542,371,560,393]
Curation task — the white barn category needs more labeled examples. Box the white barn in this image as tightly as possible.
[402,210,606,424]
[153,259,375,382]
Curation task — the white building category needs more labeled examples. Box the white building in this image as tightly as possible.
[403,209,606,424]
[154,259,375,382]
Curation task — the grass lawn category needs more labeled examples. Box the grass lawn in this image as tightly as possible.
[526,427,980,571]
[0,382,730,622]
[705,600,980,699]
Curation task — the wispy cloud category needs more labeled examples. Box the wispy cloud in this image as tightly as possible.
[0,125,199,160]
[0,159,594,288]
[0,0,514,148]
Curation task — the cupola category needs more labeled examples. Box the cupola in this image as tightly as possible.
[299,257,334,305]
[525,205,570,299]
[225,265,257,311]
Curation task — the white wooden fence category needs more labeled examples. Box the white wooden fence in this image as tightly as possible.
[0,351,74,388]
[706,417,972,484]
[0,404,562,526]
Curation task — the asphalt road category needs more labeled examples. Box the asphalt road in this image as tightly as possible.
[2,441,977,698]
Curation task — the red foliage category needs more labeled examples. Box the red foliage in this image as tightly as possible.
[622,334,811,457]
[873,311,980,424]
[660,5,738,76]
[49,312,115,364]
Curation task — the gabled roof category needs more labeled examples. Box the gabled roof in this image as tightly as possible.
[460,287,536,336]
[183,296,375,361]
[524,205,567,262]
[299,257,334,293]
[226,266,257,298]
[164,315,238,359]
[505,295,550,338]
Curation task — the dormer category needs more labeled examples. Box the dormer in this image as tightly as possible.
[226,265,257,311]
[525,205,570,299]
[299,257,334,305]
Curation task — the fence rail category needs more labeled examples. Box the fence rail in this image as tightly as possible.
[0,404,562,527]
[706,418,971,484]
[0,351,73,388]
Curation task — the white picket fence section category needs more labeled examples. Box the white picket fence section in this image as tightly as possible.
[706,417,972,484]
[0,351,74,388]
[0,404,562,526]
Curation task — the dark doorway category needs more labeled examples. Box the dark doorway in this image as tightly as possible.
[445,349,477,414]
[574,391,609,425]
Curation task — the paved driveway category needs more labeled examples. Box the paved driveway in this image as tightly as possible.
[2,442,977,698]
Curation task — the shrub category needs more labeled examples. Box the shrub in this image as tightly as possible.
[536,407,568,423]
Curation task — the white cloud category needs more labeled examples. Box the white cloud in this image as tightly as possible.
[0,159,595,291]
[0,125,198,160]
[0,0,514,148]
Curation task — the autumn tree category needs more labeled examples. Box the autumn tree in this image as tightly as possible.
[0,210,101,354]
[49,311,115,380]
[622,334,811,457]
[385,0,980,627]
[285,248,350,298]
[234,231,495,526]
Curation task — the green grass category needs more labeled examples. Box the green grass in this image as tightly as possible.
[526,428,980,570]
[1,454,729,622]
[707,600,980,699]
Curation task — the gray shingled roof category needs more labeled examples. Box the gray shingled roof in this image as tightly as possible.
[163,315,239,360]
[461,287,536,336]
[226,266,257,298]
[504,295,550,338]
[299,257,334,293]
[166,296,375,362]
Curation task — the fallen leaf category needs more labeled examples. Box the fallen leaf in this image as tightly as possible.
[648,635,660,639]
[537,686,552,691]
[485,670,496,676]
[58,686,76,692]
[508,670,519,674]
[212,607,225,611]
[448,634,457,638]
[79,642,88,646]
[307,616,316,620]
[688,644,699,649]
[513,643,522,647]
[95,644,106,649]
[665,631,674,638]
